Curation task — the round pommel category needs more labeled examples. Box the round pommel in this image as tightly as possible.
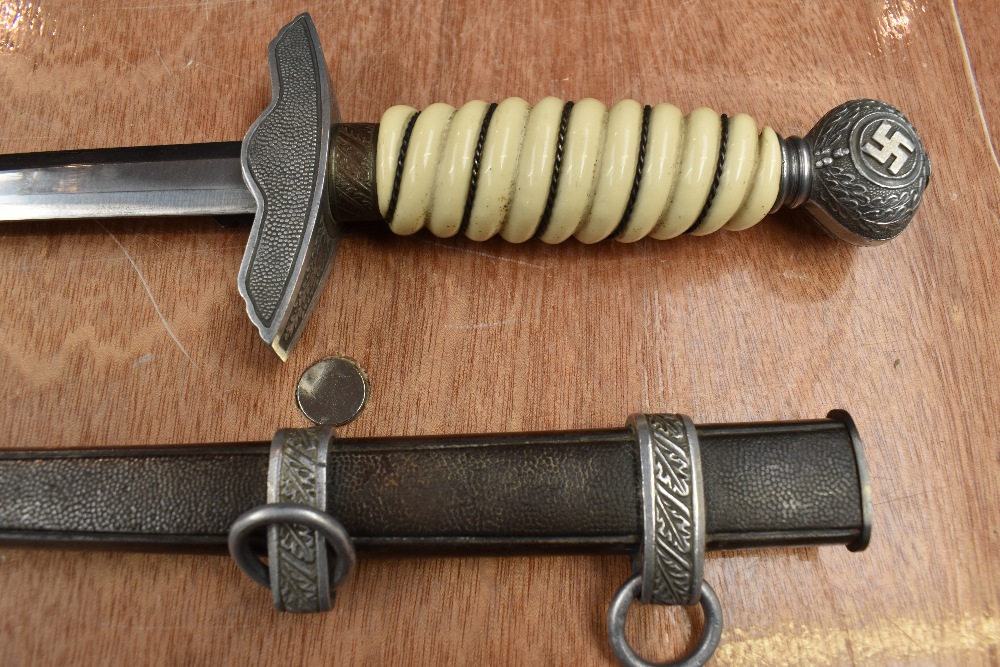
[781,99,930,246]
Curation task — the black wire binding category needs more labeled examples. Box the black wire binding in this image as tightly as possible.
[686,113,728,234]
[534,100,574,239]
[459,102,499,236]
[386,111,420,224]
[613,104,652,239]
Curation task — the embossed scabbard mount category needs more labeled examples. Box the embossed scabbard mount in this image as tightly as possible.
[0,410,871,667]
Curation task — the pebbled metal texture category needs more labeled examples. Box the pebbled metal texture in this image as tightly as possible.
[329,124,381,223]
[0,418,868,555]
[631,414,705,606]
[0,446,267,546]
[321,431,641,553]
[267,427,333,612]
[238,14,340,360]
[801,99,931,245]
[697,420,865,549]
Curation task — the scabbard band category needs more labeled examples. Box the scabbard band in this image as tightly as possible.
[267,426,335,612]
[630,414,706,606]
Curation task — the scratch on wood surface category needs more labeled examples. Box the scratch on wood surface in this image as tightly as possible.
[91,43,186,108]
[156,49,253,83]
[88,0,253,10]
[717,612,1000,666]
[949,0,1000,176]
[872,486,944,506]
[10,243,243,275]
[886,616,921,651]
[99,223,198,369]
[133,352,154,368]
[931,347,951,388]
[418,239,550,270]
[154,48,171,77]
[444,318,518,330]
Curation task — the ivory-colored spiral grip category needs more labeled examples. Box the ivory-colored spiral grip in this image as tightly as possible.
[365,97,929,247]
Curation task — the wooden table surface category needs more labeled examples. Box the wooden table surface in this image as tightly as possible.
[0,1,997,665]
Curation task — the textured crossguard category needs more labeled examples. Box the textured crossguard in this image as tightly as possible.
[240,15,930,358]
[0,410,870,667]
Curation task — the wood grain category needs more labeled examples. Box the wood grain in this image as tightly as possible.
[1,1,998,665]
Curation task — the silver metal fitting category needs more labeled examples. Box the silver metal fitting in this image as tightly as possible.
[777,99,931,246]
[228,426,356,614]
[630,413,706,605]
[607,414,717,667]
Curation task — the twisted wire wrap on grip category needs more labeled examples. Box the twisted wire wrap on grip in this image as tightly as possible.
[375,97,783,244]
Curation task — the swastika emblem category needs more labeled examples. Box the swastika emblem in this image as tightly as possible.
[862,121,915,175]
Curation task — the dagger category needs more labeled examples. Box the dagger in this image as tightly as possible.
[0,409,870,667]
[0,14,931,360]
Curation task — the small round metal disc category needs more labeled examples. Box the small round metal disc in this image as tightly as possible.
[295,357,369,426]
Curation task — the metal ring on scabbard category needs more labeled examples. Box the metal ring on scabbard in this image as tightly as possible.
[609,578,722,667]
[228,426,356,612]
[607,414,718,667]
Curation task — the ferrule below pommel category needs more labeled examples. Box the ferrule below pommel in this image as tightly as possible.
[774,99,931,246]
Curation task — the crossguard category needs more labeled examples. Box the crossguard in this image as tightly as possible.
[376,97,930,246]
[238,14,340,360]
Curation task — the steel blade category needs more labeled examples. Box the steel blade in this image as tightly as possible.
[0,142,256,221]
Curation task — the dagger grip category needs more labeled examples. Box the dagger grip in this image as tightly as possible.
[330,100,930,247]
[0,415,868,556]
[373,98,782,243]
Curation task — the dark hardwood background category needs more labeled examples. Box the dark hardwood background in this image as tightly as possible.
[0,1,997,664]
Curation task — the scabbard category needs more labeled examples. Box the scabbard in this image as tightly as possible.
[0,412,870,557]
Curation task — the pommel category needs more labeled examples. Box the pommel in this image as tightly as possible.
[776,99,931,246]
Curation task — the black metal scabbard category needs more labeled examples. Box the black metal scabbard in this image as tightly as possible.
[0,411,870,557]
[0,410,871,666]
